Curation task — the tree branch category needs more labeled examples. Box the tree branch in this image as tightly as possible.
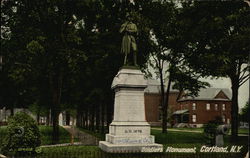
[239,66,249,80]
[239,74,250,87]
[239,71,250,83]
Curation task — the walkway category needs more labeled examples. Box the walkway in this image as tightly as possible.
[62,126,99,145]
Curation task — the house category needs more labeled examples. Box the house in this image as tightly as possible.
[175,88,232,127]
[144,79,232,127]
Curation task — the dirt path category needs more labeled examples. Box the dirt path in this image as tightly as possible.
[63,126,99,145]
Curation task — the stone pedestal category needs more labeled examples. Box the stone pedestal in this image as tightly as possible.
[99,68,163,152]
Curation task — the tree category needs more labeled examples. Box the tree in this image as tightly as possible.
[239,102,249,123]
[175,1,250,141]
[142,0,209,133]
[1,0,87,143]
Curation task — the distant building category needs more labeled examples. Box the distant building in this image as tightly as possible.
[144,79,179,126]
[144,79,232,127]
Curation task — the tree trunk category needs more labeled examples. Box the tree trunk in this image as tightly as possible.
[91,108,95,131]
[106,98,113,131]
[164,76,172,132]
[84,108,88,129]
[159,67,167,133]
[101,104,105,134]
[36,106,40,124]
[50,70,62,144]
[10,107,14,116]
[66,111,70,126]
[46,110,50,126]
[76,110,80,127]
[230,76,239,142]
[51,86,60,144]
[96,104,100,132]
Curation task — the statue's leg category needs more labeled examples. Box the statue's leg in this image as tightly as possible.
[124,54,127,65]
[133,51,137,66]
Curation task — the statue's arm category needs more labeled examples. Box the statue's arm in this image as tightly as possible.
[127,24,138,33]
[119,22,127,33]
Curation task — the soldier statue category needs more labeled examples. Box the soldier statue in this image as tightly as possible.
[120,14,138,66]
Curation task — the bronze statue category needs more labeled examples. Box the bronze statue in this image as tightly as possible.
[120,15,138,66]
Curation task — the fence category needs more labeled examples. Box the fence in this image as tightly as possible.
[4,150,247,158]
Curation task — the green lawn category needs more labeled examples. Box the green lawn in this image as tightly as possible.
[152,129,205,144]
[0,125,76,145]
[236,128,249,135]
[152,127,249,135]
[39,125,78,145]
[1,127,248,158]
[77,127,105,140]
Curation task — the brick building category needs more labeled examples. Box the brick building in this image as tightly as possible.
[144,79,232,127]
[144,79,179,126]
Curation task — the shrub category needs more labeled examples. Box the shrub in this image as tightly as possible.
[1,112,41,155]
[203,116,223,146]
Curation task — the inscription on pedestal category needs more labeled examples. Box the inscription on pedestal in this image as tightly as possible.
[124,129,142,133]
[116,138,153,144]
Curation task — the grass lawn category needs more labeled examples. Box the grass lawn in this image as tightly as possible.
[1,126,248,157]
[152,129,205,145]
[39,125,78,145]
[152,126,249,135]
[77,127,105,140]
[0,125,77,145]
[151,128,248,146]
[236,128,249,135]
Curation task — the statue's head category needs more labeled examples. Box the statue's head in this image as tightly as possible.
[126,13,133,22]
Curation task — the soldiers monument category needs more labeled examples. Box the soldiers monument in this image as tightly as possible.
[99,14,163,153]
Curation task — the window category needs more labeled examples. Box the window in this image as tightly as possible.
[206,103,210,110]
[192,103,196,110]
[222,104,226,111]
[215,104,218,111]
[222,115,226,122]
[192,114,197,123]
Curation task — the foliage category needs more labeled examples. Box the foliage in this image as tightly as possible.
[174,0,250,140]
[1,0,153,139]
[203,117,223,146]
[239,101,250,122]
[141,0,210,133]
[1,112,41,155]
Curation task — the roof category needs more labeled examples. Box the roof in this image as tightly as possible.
[178,88,232,101]
[173,109,189,115]
[144,78,179,94]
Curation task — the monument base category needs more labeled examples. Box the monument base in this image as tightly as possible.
[99,68,163,153]
[99,141,163,153]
